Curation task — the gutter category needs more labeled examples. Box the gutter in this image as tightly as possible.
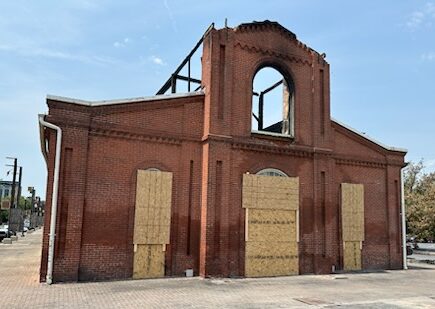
[39,115,48,163]
[46,91,205,107]
[400,167,408,270]
[38,114,62,284]
[331,118,407,153]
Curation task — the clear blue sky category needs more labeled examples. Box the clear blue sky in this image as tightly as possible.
[1,0,434,199]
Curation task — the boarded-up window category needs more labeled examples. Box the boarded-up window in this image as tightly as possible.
[133,170,172,279]
[341,183,364,271]
[243,174,299,277]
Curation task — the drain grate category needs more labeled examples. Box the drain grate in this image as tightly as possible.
[332,275,348,280]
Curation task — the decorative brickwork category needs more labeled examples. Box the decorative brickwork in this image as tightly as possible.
[40,21,406,282]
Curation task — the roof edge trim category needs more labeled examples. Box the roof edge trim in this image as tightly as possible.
[46,91,205,107]
[331,118,407,153]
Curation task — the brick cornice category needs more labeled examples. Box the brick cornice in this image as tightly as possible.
[234,41,311,66]
[231,141,314,158]
[89,127,183,145]
[202,133,335,158]
[234,21,315,56]
[48,115,201,145]
[334,154,404,168]
[334,157,387,169]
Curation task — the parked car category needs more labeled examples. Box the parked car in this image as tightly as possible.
[0,225,9,241]
[0,225,14,241]
[406,235,419,250]
[0,229,6,241]
[406,243,413,256]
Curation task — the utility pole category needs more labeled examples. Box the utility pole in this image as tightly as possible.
[17,166,22,206]
[6,157,17,235]
[28,187,35,213]
[7,157,18,208]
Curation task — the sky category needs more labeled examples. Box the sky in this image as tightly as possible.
[0,0,434,199]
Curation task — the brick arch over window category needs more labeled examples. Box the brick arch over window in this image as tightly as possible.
[256,168,288,177]
[251,60,295,137]
[145,167,161,172]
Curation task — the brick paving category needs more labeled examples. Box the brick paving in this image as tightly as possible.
[1,229,435,308]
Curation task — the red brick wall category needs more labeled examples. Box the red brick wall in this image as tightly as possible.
[41,96,205,282]
[41,22,405,282]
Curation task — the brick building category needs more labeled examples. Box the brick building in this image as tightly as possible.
[38,21,407,282]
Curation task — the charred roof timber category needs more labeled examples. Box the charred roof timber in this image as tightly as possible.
[156,23,215,95]
[252,79,284,131]
[156,21,325,96]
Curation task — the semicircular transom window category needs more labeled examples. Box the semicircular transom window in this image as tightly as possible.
[251,67,294,137]
[256,168,288,177]
[145,168,161,172]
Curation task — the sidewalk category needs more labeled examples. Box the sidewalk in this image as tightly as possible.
[1,229,435,308]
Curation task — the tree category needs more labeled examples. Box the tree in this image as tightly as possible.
[404,160,435,242]
[0,210,7,223]
[17,196,31,210]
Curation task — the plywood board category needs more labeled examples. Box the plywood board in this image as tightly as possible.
[243,174,300,277]
[133,170,172,245]
[133,170,172,279]
[343,241,362,271]
[341,183,364,242]
[246,209,297,242]
[133,244,165,279]
[245,241,298,277]
[242,174,299,210]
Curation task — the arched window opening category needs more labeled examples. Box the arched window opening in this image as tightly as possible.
[256,168,288,177]
[145,168,161,172]
[251,67,294,136]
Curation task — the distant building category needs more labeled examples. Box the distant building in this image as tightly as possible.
[0,180,20,201]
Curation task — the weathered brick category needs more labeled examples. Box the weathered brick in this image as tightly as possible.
[40,21,406,282]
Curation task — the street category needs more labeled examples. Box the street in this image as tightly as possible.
[0,229,435,308]
[410,253,435,262]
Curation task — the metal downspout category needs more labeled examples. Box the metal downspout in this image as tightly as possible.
[400,168,408,270]
[38,114,62,284]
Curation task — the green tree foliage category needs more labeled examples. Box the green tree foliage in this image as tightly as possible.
[17,196,31,210]
[0,210,7,223]
[0,196,10,223]
[0,196,31,223]
[404,160,435,242]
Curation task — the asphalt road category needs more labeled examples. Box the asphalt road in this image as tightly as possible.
[410,253,435,261]
[416,243,435,250]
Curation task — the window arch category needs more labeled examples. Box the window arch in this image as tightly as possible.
[145,168,161,172]
[251,66,294,137]
[256,168,288,177]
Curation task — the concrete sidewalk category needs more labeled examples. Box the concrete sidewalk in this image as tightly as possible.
[1,229,435,308]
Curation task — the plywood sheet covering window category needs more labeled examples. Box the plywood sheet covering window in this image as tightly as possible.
[133,170,172,279]
[245,241,298,277]
[246,209,297,242]
[134,170,172,245]
[341,183,364,271]
[242,174,299,210]
[341,183,364,241]
[243,174,299,277]
[133,244,165,278]
[343,241,362,271]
